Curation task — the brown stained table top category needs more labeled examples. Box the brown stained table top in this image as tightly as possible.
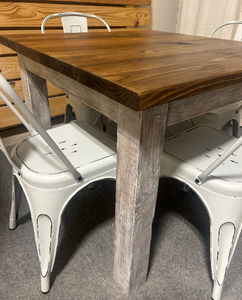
[1,30,242,111]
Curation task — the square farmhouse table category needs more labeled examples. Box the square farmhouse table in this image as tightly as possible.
[1,30,242,294]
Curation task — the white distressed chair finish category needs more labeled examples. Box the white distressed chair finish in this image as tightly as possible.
[191,21,242,137]
[41,12,111,130]
[0,74,116,293]
[160,124,242,300]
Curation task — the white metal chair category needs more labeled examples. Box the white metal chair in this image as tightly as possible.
[191,21,242,137]
[160,124,242,300]
[0,73,116,293]
[41,12,111,130]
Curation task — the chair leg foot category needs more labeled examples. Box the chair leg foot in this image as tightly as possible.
[9,218,17,230]
[212,281,223,300]
[41,273,50,294]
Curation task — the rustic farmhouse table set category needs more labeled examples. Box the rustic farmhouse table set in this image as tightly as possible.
[1,30,242,294]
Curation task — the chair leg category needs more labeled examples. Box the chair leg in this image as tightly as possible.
[21,184,77,293]
[36,213,57,293]
[210,221,235,300]
[204,195,242,300]
[64,103,73,124]
[9,175,21,230]
[88,182,95,189]
[232,119,240,138]
[183,184,189,192]
[99,115,108,132]
[69,99,102,126]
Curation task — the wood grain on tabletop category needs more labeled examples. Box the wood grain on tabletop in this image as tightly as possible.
[1,30,242,111]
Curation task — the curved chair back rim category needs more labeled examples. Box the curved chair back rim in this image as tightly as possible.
[41,12,111,33]
[209,20,242,38]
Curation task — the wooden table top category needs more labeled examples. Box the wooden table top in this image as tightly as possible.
[1,30,242,111]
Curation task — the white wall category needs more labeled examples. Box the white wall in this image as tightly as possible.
[151,0,179,32]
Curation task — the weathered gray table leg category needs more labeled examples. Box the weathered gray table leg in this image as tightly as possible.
[114,103,168,294]
[18,54,51,129]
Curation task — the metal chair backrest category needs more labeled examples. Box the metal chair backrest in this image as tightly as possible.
[209,20,242,39]
[0,74,82,182]
[195,21,242,183]
[41,12,111,34]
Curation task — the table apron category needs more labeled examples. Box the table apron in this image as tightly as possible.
[18,54,118,123]
[18,54,242,128]
[167,83,242,126]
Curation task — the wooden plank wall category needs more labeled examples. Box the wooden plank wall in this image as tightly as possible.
[0,0,151,129]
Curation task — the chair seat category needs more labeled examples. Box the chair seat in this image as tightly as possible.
[163,125,242,197]
[12,121,117,188]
